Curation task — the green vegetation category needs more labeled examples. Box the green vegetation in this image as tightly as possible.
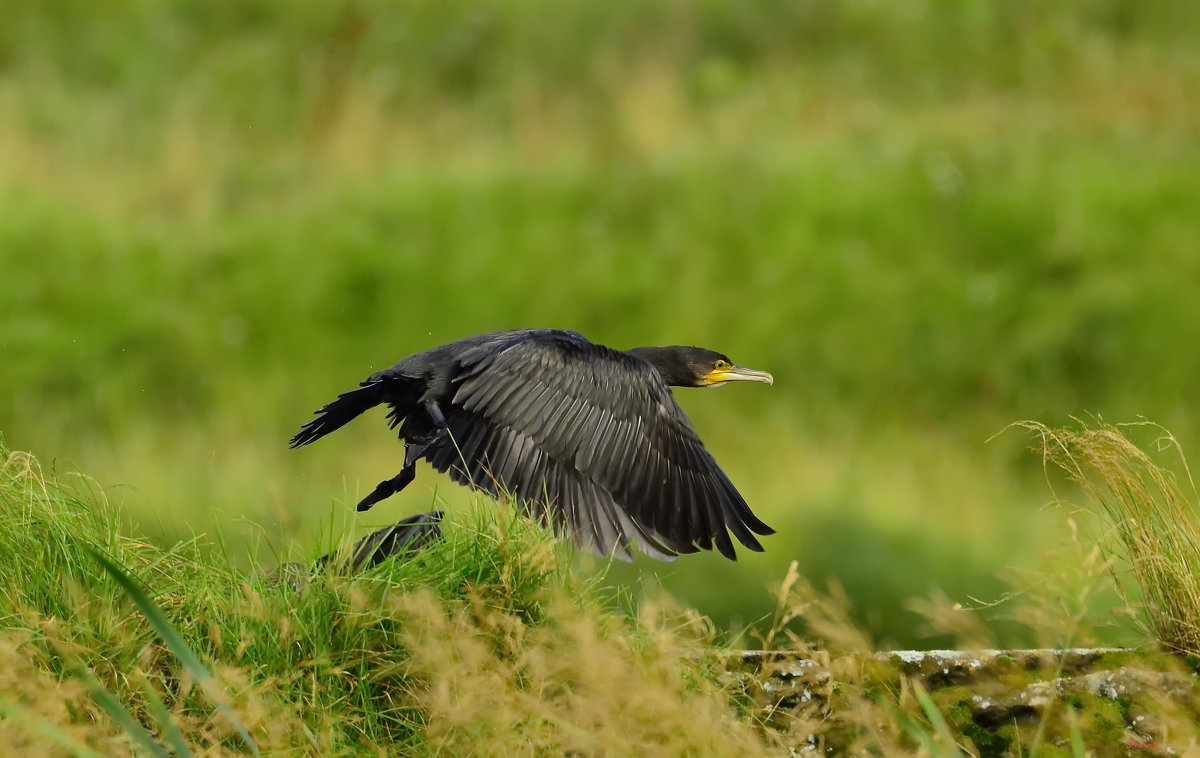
[5,441,1198,755]
[3,0,1199,645]
[0,444,775,754]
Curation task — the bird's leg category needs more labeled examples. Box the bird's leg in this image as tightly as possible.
[356,438,425,511]
[356,464,416,512]
[356,407,449,512]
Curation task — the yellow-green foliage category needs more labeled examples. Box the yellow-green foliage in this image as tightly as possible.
[0,634,122,756]
[3,440,1199,755]
[0,444,779,755]
[1019,421,1200,656]
[393,590,771,756]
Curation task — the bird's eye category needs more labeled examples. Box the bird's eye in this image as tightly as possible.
[714,360,730,370]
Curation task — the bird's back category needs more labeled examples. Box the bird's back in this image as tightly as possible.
[369,329,588,383]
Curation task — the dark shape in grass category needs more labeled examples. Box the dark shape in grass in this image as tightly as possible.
[291,329,774,562]
[267,511,445,587]
[317,510,444,571]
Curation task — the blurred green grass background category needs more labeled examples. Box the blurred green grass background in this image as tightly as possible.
[2,0,1198,647]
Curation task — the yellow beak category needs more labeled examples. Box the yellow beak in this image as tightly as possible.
[703,365,774,386]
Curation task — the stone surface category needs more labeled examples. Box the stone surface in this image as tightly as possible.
[725,648,1200,755]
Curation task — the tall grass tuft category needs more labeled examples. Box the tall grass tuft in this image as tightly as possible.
[1017,420,1200,655]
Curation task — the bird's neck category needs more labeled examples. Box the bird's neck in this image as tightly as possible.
[624,347,691,386]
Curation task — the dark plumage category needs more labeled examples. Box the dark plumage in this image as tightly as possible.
[267,511,443,587]
[317,511,444,570]
[291,329,775,561]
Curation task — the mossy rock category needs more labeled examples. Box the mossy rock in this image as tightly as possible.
[731,647,1199,754]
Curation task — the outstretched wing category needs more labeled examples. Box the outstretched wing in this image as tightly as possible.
[423,330,773,561]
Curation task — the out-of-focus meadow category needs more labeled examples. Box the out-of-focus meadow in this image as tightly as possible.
[2,0,1198,646]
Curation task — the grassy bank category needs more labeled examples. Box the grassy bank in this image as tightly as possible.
[0,443,775,755]
[3,426,1197,755]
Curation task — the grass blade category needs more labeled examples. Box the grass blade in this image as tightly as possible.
[74,669,171,758]
[0,695,111,758]
[879,688,943,756]
[911,679,966,757]
[87,546,261,758]
[137,674,194,758]
[1066,706,1087,758]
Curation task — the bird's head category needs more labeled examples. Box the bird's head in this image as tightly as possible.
[625,346,774,388]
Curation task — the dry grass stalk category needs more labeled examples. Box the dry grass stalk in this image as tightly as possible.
[1014,420,1200,655]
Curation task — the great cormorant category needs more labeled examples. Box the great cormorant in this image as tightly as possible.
[290,329,774,561]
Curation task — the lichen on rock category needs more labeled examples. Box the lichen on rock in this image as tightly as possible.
[726,647,1199,755]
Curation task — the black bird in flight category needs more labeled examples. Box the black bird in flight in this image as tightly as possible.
[291,329,775,561]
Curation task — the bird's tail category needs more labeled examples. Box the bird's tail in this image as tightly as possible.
[290,381,384,448]
[317,510,445,571]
